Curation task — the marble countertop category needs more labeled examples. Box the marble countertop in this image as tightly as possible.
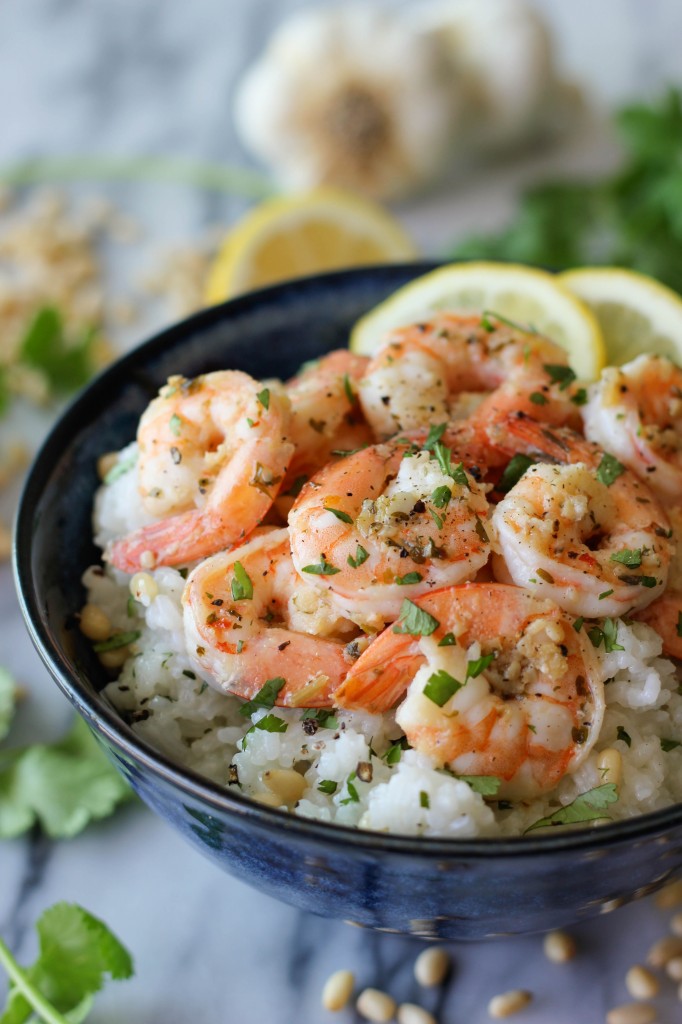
[3,1,682,1020]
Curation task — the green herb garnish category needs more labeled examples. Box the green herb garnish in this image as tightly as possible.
[347,544,369,569]
[323,505,353,524]
[420,791,430,809]
[524,783,618,833]
[256,387,270,410]
[661,737,682,752]
[318,780,338,795]
[231,560,253,601]
[498,453,534,494]
[587,618,624,653]
[616,725,632,747]
[543,364,577,391]
[238,677,286,718]
[343,373,356,406]
[457,774,501,796]
[596,453,626,487]
[430,485,452,509]
[300,708,339,730]
[92,630,140,653]
[529,391,548,405]
[302,557,341,576]
[393,600,439,637]
[438,632,457,647]
[423,669,463,707]
[611,548,643,568]
[395,572,422,585]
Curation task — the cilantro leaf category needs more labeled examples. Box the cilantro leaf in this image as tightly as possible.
[596,453,626,487]
[301,557,341,576]
[395,572,422,585]
[323,506,353,524]
[318,779,337,795]
[0,717,131,839]
[466,654,495,680]
[256,388,270,410]
[543,364,577,391]
[610,548,643,568]
[238,677,286,718]
[393,600,439,637]
[430,485,452,509]
[423,423,446,450]
[438,632,457,647]
[524,783,618,833]
[20,307,98,396]
[347,544,369,569]
[587,618,624,653]
[0,668,17,743]
[0,902,133,1023]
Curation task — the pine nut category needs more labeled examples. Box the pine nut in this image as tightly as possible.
[356,988,397,1022]
[251,792,285,809]
[597,748,622,787]
[670,911,682,937]
[666,955,682,981]
[625,965,659,999]
[414,946,450,987]
[397,1004,437,1024]
[605,1003,656,1024]
[139,549,156,570]
[78,603,112,641]
[487,990,532,1018]
[647,934,682,967]
[98,646,130,669]
[97,451,118,480]
[262,768,307,804]
[321,969,354,1011]
[543,929,576,963]
[654,878,682,909]
[130,572,158,604]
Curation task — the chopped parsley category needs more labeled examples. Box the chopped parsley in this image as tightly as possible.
[596,453,626,487]
[430,485,452,509]
[323,505,353,524]
[256,387,270,410]
[347,544,369,569]
[318,779,338,795]
[231,561,253,601]
[529,391,548,405]
[438,632,457,647]
[466,653,495,679]
[383,737,411,765]
[243,714,288,746]
[340,771,360,805]
[661,737,682,752]
[498,453,534,493]
[395,571,422,585]
[92,630,141,653]
[573,617,584,632]
[543,364,577,390]
[587,618,624,653]
[423,669,463,707]
[598,589,614,600]
[104,450,138,485]
[457,774,501,796]
[169,413,182,436]
[238,677,286,717]
[610,548,643,568]
[423,423,446,450]
[419,791,430,809]
[571,387,588,406]
[393,599,439,637]
[616,725,632,747]
[343,373,356,406]
[302,557,341,576]
[300,708,339,730]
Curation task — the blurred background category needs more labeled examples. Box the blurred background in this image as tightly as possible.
[3,2,682,1020]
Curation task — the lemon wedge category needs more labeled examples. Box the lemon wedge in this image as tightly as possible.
[204,188,417,303]
[350,261,606,379]
[559,267,682,367]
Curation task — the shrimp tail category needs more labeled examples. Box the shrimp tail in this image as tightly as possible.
[109,508,240,572]
[332,633,421,713]
[488,413,593,463]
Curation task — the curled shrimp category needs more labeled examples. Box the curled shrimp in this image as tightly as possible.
[182,527,355,707]
[109,371,294,573]
[359,312,581,439]
[489,416,673,618]
[280,350,373,498]
[583,354,682,504]
[288,426,493,630]
[633,506,682,658]
[333,583,605,800]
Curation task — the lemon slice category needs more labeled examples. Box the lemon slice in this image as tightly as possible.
[204,188,417,303]
[559,267,682,367]
[350,261,606,379]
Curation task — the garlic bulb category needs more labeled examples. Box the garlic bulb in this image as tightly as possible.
[233,5,459,201]
[407,0,560,149]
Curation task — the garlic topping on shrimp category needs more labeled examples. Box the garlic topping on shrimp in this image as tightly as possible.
[583,354,682,504]
[634,504,682,658]
[288,427,493,629]
[334,584,604,800]
[183,527,355,707]
[109,371,294,573]
[490,416,673,618]
[359,312,581,439]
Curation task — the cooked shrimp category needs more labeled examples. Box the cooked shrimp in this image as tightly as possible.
[109,371,295,572]
[183,527,355,707]
[288,426,493,629]
[359,312,581,439]
[489,416,673,618]
[583,354,682,504]
[334,583,605,800]
[285,350,372,474]
[633,506,682,658]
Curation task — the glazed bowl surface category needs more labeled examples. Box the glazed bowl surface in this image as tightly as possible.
[14,263,682,940]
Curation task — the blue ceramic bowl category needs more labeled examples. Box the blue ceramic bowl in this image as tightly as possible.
[14,264,682,940]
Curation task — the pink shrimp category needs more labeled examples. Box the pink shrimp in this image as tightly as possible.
[182,527,356,707]
[333,583,604,800]
[109,371,294,573]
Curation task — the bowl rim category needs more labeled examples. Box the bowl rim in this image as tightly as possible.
[14,262,682,859]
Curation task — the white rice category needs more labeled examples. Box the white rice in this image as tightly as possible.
[87,453,682,839]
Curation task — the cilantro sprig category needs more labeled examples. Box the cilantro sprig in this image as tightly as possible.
[525,784,618,833]
[0,902,133,1023]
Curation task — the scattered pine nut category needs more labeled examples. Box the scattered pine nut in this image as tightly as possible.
[414,946,450,987]
[397,1003,437,1024]
[262,768,307,804]
[666,955,682,981]
[605,1003,656,1024]
[130,572,159,605]
[597,748,622,787]
[625,964,659,1000]
[78,603,112,641]
[646,934,682,967]
[321,969,354,1012]
[654,878,682,909]
[356,988,397,1023]
[487,989,532,1018]
[670,911,682,937]
[543,930,576,963]
[98,646,130,670]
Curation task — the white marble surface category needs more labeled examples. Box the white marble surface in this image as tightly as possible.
[3,1,682,1020]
